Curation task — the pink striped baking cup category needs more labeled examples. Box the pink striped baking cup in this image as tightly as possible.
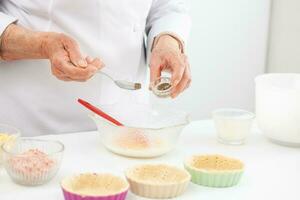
[61,173,129,200]
[62,188,128,200]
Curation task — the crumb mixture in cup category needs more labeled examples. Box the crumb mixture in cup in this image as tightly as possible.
[184,154,244,187]
[125,164,190,199]
[61,173,129,200]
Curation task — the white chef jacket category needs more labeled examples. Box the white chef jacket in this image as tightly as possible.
[0,0,191,136]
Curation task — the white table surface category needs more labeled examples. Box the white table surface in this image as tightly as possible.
[1,120,300,200]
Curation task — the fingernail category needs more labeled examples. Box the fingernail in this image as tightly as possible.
[78,59,87,67]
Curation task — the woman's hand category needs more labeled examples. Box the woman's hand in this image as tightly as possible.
[150,34,191,98]
[0,24,104,82]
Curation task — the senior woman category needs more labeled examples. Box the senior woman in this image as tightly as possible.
[0,0,191,136]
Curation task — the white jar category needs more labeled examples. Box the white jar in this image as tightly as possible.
[213,109,255,145]
[255,73,300,146]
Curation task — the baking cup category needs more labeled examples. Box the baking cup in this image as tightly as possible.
[125,164,190,199]
[61,173,129,200]
[184,154,244,187]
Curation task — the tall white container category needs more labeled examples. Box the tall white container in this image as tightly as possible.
[255,74,300,146]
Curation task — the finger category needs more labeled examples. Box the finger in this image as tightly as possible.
[58,74,88,82]
[54,58,97,80]
[170,55,185,88]
[61,34,87,68]
[184,55,192,90]
[171,66,191,98]
[51,65,65,76]
[149,53,162,84]
[51,67,73,81]
[171,55,191,98]
[184,56,192,90]
[89,58,105,70]
[86,56,93,63]
[83,64,100,80]
[185,80,191,90]
[57,76,73,81]
[86,57,105,71]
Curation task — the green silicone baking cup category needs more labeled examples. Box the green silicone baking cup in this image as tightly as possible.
[184,164,244,187]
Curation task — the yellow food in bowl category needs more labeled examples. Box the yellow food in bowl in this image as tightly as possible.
[0,133,14,143]
[0,133,19,149]
[0,133,19,164]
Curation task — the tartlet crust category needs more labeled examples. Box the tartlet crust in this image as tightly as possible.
[61,173,129,196]
[185,154,244,172]
[125,164,190,185]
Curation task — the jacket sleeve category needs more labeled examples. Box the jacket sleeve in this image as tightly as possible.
[145,0,191,62]
[0,12,17,37]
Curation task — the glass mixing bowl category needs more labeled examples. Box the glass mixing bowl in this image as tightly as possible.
[89,104,189,158]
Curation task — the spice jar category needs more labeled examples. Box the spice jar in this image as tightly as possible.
[151,77,173,98]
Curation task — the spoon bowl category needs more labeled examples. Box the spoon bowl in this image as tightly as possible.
[97,71,141,90]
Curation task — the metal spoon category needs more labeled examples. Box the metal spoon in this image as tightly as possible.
[97,71,141,90]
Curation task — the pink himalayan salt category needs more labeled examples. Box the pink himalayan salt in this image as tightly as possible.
[9,149,55,176]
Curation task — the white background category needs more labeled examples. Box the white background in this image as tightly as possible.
[267,0,300,73]
[166,0,271,120]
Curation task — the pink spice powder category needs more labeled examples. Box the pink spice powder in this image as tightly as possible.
[9,149,55,176]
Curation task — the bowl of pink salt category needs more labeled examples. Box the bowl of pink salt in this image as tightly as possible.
[1,138,64,186]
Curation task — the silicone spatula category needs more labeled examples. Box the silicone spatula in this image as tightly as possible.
[78,98,123,126]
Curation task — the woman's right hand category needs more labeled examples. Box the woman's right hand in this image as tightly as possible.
[0,24,104,82]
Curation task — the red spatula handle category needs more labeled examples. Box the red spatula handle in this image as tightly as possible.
[78,98,123,126]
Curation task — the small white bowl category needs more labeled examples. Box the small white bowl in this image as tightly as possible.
[212,108,255,145]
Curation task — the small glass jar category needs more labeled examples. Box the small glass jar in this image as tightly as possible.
[151,77,173,98]
[212,108,255,145]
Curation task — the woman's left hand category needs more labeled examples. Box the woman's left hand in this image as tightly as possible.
[150,35,191,98]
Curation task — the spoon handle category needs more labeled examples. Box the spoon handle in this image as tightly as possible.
[78,98,123,126]
[96,70,141,90]
[97,70,114,81]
